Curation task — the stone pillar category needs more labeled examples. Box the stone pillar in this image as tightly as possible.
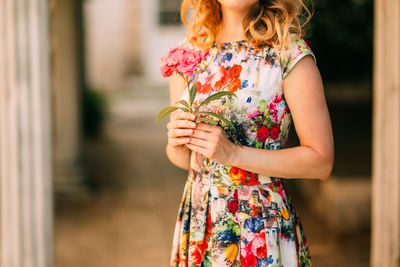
[124,0,143,76]
[50,0,86,194]
[371,0,400,266]
[0,0,54,266]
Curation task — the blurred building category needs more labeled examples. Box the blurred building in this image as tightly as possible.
[84,0,185,90]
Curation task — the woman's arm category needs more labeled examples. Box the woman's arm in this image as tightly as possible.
[165,73,197,171]
[229,55,334,180]
[186,55,334,180]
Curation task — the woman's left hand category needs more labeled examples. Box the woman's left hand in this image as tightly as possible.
[185,122,238,165]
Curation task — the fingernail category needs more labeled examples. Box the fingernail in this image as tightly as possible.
[191,114,196,119]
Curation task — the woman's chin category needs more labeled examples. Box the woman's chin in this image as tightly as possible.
[217,0,258,11]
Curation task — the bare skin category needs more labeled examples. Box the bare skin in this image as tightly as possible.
[165,1,334,180]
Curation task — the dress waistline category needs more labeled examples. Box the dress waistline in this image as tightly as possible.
[191,167,280,187]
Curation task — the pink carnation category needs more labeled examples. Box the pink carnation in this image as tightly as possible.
[159,47,180,77]
[159,46,205,78]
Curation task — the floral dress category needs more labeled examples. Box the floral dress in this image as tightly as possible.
[169,36,316,267]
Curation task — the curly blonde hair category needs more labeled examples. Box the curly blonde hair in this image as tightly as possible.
[180,0,313,54]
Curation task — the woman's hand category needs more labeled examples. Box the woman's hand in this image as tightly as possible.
[167,110,197,147]
[185,122,238,165]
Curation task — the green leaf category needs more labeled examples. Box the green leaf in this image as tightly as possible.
[156,106,179,122]
[203,256,212,267]
[258,100,268,112]
[255,140,263,148]
[179,107,189,112]
[197,111,235,129]
[189,83,197,106]
[272,184,278,192]
[233,224,241,236]
[175,99,189,108]
[198,91,237,108]
[196,116,218,125]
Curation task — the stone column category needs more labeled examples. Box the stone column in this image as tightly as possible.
[0,0,54,266]
[50,0,86,194]
[371,0,400,266]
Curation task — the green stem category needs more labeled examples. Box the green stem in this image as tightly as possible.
[188,81,192,113]
[182,74,192,113]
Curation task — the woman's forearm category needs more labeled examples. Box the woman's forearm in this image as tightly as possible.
[228,144,333,180]
[166,143,191,171]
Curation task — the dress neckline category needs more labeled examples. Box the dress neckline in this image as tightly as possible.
[213,39,251,47]
[211,39,272,50]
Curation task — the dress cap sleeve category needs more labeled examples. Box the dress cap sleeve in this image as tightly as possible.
[281,39,316,80]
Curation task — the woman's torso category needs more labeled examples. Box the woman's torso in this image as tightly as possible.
[178,38,311,187]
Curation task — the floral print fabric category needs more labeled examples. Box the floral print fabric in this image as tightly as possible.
[170,37,316,267]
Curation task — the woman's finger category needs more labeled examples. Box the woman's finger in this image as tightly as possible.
[168,137,191,145]
[188,136,208,149]
[171,111,197,121]
[191,129,210,140]
[167,119,196,130]
[168,128,194,138]
[194,122,219,133]
[185,143,208,156]
[176,119,197,129]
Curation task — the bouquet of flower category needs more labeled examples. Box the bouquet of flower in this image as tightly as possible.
[156,45,238,131]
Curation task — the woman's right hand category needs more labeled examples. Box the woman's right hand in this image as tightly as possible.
[166,110,197,147]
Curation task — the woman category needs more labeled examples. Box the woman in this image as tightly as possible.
[166,0,334,266]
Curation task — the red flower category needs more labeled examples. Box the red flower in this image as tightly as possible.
[190,240,208,265]
[191,249,202,264]
[245,173,260,185]
[196,72,214,94]
[241,250,258,267]
[214,66,229,90]
[195,81,202,92]
[229,64,242,79]
[205,210,212,238]
[234,189,238,201]
[256,126,269,143]
[227,200,239,213]
[270,124,280,141]
[273,94,283,103]
[250,232,268,258]
[228,78,241,92]
[268,95,286,123]
[228,166,247,185]
[160,64,175,77]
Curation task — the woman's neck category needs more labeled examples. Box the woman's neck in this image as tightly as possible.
[216,6,247,43]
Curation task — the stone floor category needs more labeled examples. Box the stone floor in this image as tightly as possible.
[54,82,370,267]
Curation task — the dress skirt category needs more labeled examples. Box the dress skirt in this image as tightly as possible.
[169,165,312,267]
